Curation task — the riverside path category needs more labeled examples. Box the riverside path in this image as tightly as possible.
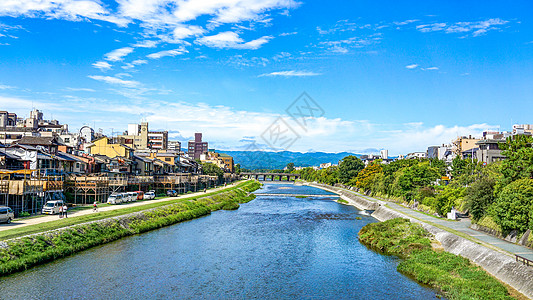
[0,182,242,233]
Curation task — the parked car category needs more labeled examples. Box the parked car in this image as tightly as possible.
[166,190,177,196]
[0,206,14,224]
[127,192,137,202]
[42,200,65,215]
[107,194,123,205]
[135,191,144,200]
[143,191,155,200]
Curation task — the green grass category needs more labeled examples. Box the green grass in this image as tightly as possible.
[0,180,262,276]
[295,195,308,198]
[359,218,515,300]
[337,199,348,204]
[0,180,254,241]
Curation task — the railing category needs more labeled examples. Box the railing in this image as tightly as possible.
[516,255,533,267]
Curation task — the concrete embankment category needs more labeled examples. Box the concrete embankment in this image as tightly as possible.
[372,205,533,299]
[309,183,380,210]
[308,183,533,299]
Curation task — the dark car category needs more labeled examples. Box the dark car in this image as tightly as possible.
[166,190,177,196]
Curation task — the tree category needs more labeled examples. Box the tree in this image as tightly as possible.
[490,178,533,233]
[235,163,241,175]
[465,178,495,221]
[355,163,382,192]
[286,162,295,173]
[201,162,224,180]
[500,135,533,182]
[337,156,365,184]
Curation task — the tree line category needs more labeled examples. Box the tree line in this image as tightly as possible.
[298,135,533,237]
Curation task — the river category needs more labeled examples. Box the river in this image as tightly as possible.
[0,183,439,299]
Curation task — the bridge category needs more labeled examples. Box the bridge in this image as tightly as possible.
[241,172,301,181]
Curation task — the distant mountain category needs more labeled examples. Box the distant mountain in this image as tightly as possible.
[221,150,360,170]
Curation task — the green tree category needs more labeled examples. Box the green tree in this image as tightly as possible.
[490,178,533,233]
[500,135,533,182]
[464,178,495,221]
[338,156,365,184]
[286,162,295,173]
[355,163,382,192]
[235,163,241,174]
[201,162,224,180]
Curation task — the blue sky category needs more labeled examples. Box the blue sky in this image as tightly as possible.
[0,0,532,155]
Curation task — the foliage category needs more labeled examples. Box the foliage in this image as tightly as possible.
[359,218,513,300]
[355,163,382,191]
[490,178,533,233]
[286,162,295,172]
[500,135,533,182]
[465,178,496,221]
[337,156,365,184]
[201,162,224,179]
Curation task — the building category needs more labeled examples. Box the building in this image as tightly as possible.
[0,111,17,127]
[86,137,133,159]
[200,151,234,173]
[380,149,389,160]
[475,139,506,163]
[168,140,181,152]
[148,131,168,150]
[118,122,168,150]
[188,133,208,160]
[452,135,480,155]
[513,124,533,135]
[406,152,426,159]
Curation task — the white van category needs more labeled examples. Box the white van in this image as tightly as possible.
[42,200,65,215]
[127,192,137,202]
[107,194,123,205]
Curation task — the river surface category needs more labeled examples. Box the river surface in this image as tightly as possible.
[0,183,439,299]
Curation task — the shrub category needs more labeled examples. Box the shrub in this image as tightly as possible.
[490,178,533,233]
[465,178,496,221]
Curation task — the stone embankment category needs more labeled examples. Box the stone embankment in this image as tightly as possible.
[309,182,533,299]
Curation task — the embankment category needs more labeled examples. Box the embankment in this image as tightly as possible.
[372,205,533,299]
[308,182,533,299]
[309,183,380,210]
[0,181,261,277]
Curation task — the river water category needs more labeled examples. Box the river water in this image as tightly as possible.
[0,183,439,299]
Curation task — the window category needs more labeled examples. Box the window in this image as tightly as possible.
[64,138,70,143]
[165,158,171,162]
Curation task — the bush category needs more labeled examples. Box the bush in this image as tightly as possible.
[465,178,496,221]
[490,178,533,233]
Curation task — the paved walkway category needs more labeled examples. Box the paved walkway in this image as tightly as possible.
[0,182,241,233]
[334,186,533,262]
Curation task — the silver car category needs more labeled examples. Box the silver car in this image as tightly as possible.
[0,206,14,224]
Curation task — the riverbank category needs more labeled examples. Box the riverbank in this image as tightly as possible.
[359,218,516,299]
[307,182,533,299]
[0,180,261,276]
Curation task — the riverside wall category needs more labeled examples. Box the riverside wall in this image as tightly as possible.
[309,182,533,299]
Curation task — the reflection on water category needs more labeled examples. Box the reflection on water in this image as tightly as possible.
[0,183,439,299]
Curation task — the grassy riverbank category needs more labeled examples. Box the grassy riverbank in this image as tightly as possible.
[0,180,261,276]
[359,218,515,300]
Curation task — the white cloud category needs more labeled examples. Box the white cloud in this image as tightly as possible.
[133,40,158,48]
[88,75,140,87]
[173,25,204,39]
[92,61,112,71]
[405,64,418,69]
[0,84,15,90]
[421,66,439,71]
[258,70,321,77]
[64,87,95,92]
[147,48,187,59]
[104,47,134,61]
[122,59,148,69]
[0,0,129,27]
[416,18,508,37]
[196,31,273,49]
